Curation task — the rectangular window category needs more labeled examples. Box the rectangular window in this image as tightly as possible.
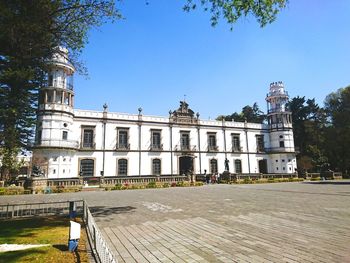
[180,132,190,150]
[62,131,68,140]
[256,135,265,152]
[232,134,241,152]
[37,130,42,144]
[117,129,129,149]
[207,133,218,151]
[152,159,161,175]
[279,141,285,147]
[151,130,162,150]
[210,159,218,174]
[235,160,242,174]
[118,159,128,175]
[82,128,94,148]
[80,159,94,176]
[48,74,53,86]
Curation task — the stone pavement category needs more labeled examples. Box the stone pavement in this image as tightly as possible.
[1,181,350,262]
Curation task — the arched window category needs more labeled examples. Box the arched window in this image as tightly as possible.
[152,159,161,175]
[80,159,94,177]
[235,159,242,174]
[118,159,128,176]
[210,159,218,174]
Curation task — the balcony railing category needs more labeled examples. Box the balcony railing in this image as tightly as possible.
[46,79,73,90]
[207,145,219,152]
[267,108,291,114]
[80,142,96,149]
[264,147,296,153]
[231,146,242,152]
[116,143,130,151]
[256,147,266,153]
[149,144,163,151]
[174,145,196,152]
[35,139,79,148]
[266,90,289,97]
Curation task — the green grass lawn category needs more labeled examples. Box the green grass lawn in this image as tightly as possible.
[0,216,88,263]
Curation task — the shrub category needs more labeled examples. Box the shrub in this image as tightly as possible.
[176,181,184,187]
[310,177,321,181]
[243,178,252,184]
[195,182,204,186]
[163,183,170,188]
[114,183,123,190]
[268,178,275,183]
[146,181,157,188]
[182,181,191,187]
[131,184,140,190]
[171,182,177,187]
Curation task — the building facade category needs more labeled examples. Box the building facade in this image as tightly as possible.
[32,50,297,179]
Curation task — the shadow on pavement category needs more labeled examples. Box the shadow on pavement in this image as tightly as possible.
[89,206,136,217]
[303,181,350,185]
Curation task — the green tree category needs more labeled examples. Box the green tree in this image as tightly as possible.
[287,96,328,172]
[324,86,350,173]
[184,0,288,27]
[217,102,266,123]
[0,0,120,181]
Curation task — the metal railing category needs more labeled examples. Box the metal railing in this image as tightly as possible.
[149,144,163,151]
[264,147,296,153]
[80,142,96,149]
[174,145,196,152]
[0,200,117,263]
[231,146,242,152]
[47,79,74,90]
[0,200,84,220]
[115,143,130,151]
[84,203,116,263]
[207,145,219,152]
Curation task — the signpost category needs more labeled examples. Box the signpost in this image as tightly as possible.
[68,220,81,252]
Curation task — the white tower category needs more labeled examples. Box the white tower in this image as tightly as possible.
[33,47,77,178]
[266,81,297,173]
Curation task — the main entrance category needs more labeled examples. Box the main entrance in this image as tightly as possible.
[258,159,268,174]
[179,156,194,175]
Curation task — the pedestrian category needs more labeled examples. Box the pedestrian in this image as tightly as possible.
[211,174,216,184]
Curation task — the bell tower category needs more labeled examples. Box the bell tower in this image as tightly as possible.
[33,47,77,178]
[266,81,297,173]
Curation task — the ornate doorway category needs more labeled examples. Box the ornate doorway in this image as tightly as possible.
[258,159,268,174]
[179,156,194,175]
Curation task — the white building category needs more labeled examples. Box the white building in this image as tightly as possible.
[32,49,297,179]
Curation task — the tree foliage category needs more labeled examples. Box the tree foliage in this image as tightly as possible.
[287,96,328,172]
[288,87,350,174]
[323,86,350,173]
[217,102,266,123]
[184,0,288,27]
[0,0,120,180]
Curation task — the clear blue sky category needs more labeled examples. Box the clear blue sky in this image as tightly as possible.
[74,0,350,119]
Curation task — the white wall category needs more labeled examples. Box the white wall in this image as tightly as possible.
[36,109,297,178]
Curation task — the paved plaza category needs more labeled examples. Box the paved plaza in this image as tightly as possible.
[1,181,350,262]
